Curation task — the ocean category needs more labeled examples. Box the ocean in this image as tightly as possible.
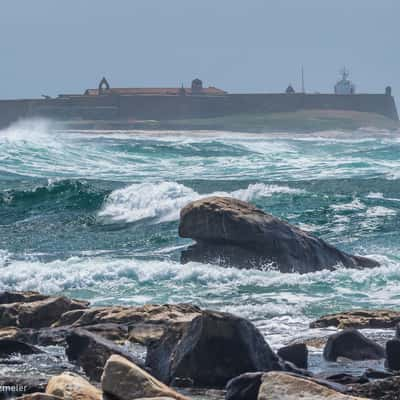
[1,119,400,375]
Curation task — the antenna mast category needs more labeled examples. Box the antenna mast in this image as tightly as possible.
[301,66,305,93]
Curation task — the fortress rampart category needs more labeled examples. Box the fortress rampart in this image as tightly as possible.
[0,91,398,129]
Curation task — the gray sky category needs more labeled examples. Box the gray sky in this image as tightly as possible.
[1,0,399,105]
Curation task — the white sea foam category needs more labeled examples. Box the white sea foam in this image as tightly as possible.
[2,121,400,181]
[365,206,397,218]
[0,253,399,350]
[331,199,366,211]
[98,181,305,223]
[366,192,385,199]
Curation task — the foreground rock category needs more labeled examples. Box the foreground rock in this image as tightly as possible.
[179,197,378,273]
[102,354,189,400]
[46,372,101,400]
[146,310,279,388]
[257,372,369,400]
[0,292,89,329]
[311,309,400,329]
[65,328,144,381]
[323,329,385,361]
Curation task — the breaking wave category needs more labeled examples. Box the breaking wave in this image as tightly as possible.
[98,181,305,223]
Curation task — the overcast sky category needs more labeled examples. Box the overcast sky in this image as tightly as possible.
[1,1,399,104]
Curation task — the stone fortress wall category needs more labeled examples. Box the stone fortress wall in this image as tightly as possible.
[0,90,398,128]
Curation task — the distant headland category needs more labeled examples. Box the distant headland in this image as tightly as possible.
[0,69,398,131]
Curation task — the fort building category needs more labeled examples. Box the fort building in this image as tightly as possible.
[0,73,398,128]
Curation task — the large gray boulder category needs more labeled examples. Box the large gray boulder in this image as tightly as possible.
[179,197,379,273]
[146,310,279,388]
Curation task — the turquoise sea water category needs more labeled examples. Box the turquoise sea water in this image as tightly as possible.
[1,119,400,355]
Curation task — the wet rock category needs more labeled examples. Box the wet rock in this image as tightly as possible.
[323,329,385,361]
[46,372,101,400]
[54,303,200,328]
[277,343,308,369]
[0,338,43,357]
[386,339,400,370]
[225,372,263,400]
[179,197,378,273]
[101,354,189,400]
[65,328,144,381]
[351,375,400,400]
[0,295,89,329]
[258,372,369,400]
[310,309,400,329]
[146,310,279,388]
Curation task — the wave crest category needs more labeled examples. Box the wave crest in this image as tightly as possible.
[98,181,305,223]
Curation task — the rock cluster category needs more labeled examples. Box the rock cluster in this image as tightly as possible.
[2,291,400,400]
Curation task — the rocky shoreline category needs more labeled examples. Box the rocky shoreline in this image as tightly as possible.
[1,197,397,399]
[0,290,399,399]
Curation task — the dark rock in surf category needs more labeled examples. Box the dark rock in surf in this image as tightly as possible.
[65,328,144,381]
[146,310,279,388]
[386,339,400,370]
[277,343,308,369]
[0,338,43,357]
[323,329,385,361]
[179,197,379,273]
[225,372,263,400]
